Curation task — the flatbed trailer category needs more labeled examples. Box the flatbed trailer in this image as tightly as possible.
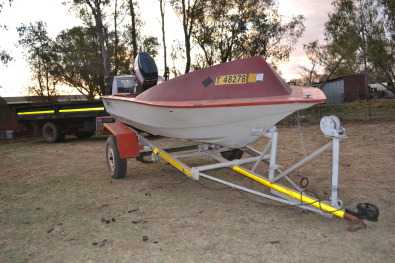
[8,97,107,142]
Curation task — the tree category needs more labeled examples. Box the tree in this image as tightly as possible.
[159,0,169,79]
[320,0,395,91]
[170,0,205,73]
[71,0,112,95]
[382,0,395,83]
[53,25,132,99]
[113,0,120,75]
[141,36,160,57]
[0,0,12,65]
[124,0,159,61]
[53,27,104,99]
[191,0,305,68]
[323,0,361,79]
[382,0,395,40]
[299,41,321,85]
[127,0,139,59]
[17,22,58,97]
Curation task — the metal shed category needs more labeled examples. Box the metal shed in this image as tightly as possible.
[321,74,368,104]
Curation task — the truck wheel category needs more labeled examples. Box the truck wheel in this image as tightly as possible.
[106,136,127,179]
[42,122,64,143]
[75,131,94,139]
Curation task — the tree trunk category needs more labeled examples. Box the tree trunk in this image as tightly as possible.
[159,0,169,79]
[181,0,191,73]
[129,0,138,60]
[359,0,368,73]
[184,34,191,73]
[87,0,112,95]
[113,0,119,75]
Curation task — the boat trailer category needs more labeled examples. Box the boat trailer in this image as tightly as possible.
[103,116,379,226]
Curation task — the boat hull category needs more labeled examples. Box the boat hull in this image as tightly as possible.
[103,97,315,147]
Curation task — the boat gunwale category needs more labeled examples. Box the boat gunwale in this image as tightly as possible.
[102,89,325,109]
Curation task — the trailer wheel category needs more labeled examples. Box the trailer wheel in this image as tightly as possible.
[75,131,94,139]
[42,122,64,143]
[106,136,127,179]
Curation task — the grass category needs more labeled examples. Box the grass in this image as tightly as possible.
[282,99,395,125]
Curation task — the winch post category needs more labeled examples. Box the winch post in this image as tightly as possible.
[330,129,341,207]
[267,127,278,181]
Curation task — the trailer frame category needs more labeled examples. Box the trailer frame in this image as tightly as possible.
[104,116,377,225]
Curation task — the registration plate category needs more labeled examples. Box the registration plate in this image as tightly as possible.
[215,74,248,85]
[215,73,264,86]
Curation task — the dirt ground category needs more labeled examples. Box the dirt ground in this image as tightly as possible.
[1,122,394,263]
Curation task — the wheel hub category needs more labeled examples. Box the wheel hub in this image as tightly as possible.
[107,148,115,172]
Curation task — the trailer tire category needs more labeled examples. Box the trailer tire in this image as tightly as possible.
[106,136,127,179]
[221,149,244,161]
[75,131,94,139]
[42,122,64,143]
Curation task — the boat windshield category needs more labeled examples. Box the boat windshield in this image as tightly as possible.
[114,77,138,94]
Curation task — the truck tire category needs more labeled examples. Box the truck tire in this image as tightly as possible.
[75,131,94,139]
[42,122,64,143]
[106,136,127,179]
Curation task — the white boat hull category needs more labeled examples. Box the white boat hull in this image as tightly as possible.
[103,98,315,147]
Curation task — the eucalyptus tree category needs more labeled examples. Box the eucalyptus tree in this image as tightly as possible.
[70,0,112,94]
[320,0,395,90]
[170,0,205,73]
[190,0,305,68]
[127,0,139,59]
[159,0,169,79]
[17,22,59,96]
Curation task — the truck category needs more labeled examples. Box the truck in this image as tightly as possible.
[5,95,107,142]
[3,75,141,143]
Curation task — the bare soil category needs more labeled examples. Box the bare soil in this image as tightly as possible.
[1,122,394,263]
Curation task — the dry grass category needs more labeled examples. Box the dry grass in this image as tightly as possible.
[0,122,395,263]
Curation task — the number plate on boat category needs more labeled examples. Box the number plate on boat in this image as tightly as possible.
[215,73,264,86]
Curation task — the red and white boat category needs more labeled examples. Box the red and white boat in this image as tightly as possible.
[102,56,326,147]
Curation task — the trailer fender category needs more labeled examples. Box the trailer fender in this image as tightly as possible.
[103,122,140,159]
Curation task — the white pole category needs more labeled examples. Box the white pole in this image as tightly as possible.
[268,127,278,181]
[331,135,340,207]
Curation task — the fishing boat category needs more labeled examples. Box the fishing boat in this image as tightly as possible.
[102,54,325,147]
[101,54,379,224]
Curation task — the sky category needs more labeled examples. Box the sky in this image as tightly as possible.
[0,0,333,97]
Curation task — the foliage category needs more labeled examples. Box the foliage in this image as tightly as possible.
[16,0,162,98]
[298,41,322,85]
[141,36,160,57]
[191,0,305,68]
[53,26,104,98]
[17,22,58,96]
[0,50,12,65]
[70,0,113,95]
[170,0,205,73]
[0,0,12,65]
[314,0,395,91]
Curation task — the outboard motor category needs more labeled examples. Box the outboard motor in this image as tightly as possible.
[134,52,158,91]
